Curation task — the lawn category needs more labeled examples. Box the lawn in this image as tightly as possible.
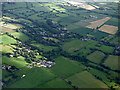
[103,55,119,70]
[2,56,29,69]
[87,51,105,64]
[37,78,72,88]
[0,35,17,45]
[11,32,30,42]
[49,56,84,78]
[66,71,108,88]
[8,68,56,88]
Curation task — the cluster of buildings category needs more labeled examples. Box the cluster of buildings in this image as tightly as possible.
[28,60,55,68]
[1,65,11,70]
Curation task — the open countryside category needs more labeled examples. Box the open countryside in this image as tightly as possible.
[1,0,120,89]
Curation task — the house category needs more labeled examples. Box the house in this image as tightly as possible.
[9,54,14,57]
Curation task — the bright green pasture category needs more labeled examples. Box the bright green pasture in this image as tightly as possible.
[2,56,28,68]
[8,68,56,88]
[0,44,13,54]
[49,56,84,78]
[11,32,30,42]
[66,71,108,88]
[0,35,17,45]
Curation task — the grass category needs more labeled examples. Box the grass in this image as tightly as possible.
[11,32,30,42]
[49,56,84,78]
[37,78,72,88]
[2,70,12,79]
[96,45,115,54]
[32,43,57,52]
[87,51,105,64]
[8,68,56,88]
[0,44,13,54]
[66,71,108,88]
[2,56,29,69]
[71,48,92,57]
[103,55,119,70]
[2,27,16,34]
[62,39,98,53]
[87,68,117,87]
[0,35,17,45]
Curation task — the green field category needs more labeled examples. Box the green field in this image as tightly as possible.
[38,78,72,88]
[2,70,12,79]
[8,68,56,88]
[2,56,29,69]
[103,55,119,70]
[0,44,13,54]
[87,51,105,64]
[32,43,57,52]
[96,45,115,54]
[87,68,117,87]
[66,71,108,88]
[72,48,92,57]
[0,35,17,45]
[49,56,84,78]
[62,39,98,53]
[11,32,30,42]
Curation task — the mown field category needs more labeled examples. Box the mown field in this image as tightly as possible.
[87,51,105,64]
[66,71,108,88]
[103,55,119,70]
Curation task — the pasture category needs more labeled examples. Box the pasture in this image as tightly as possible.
[3,23,22,30]
[11,32,30,42]
[0,35,17,45]
[49,56,84,78]
[87,51,105,64]
[86,17,111,29]
[103,55,119,70]
[38,78,72,88]
[31,43,57,52]
[62,39,98,53]
[2,56,29,69]
[66,71,108,88]
[96,45,115,54]
[87,68,116,87]
[98,25,118,34]
[0,44,14,54]
[8,68,56,88]
[2,27,16,34]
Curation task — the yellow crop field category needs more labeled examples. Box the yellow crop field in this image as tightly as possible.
[98,25,118,34]
[86,17,111,29]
